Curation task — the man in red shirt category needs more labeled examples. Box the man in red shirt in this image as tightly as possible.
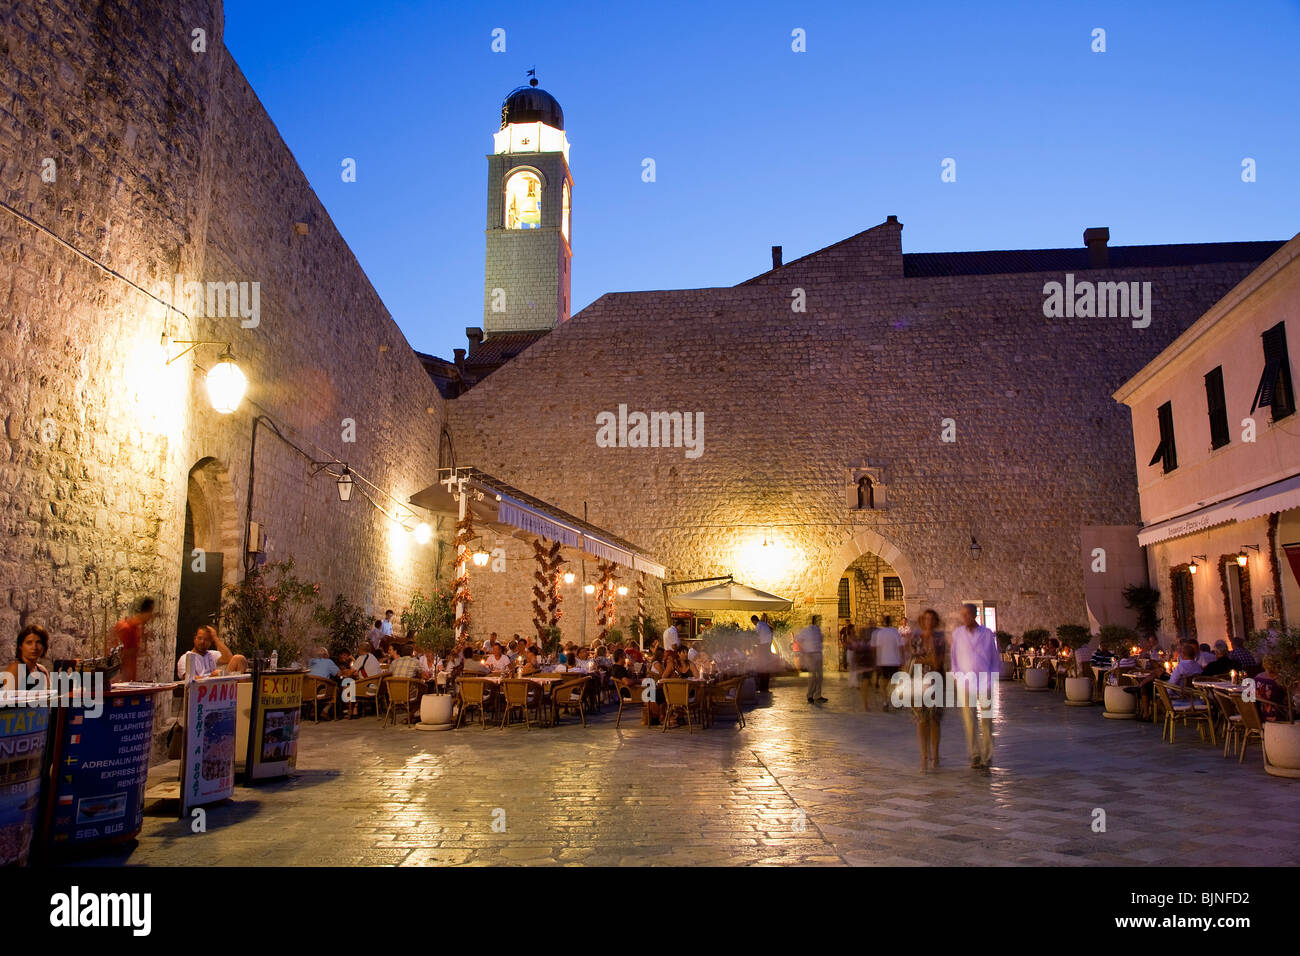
[110,597,156,682]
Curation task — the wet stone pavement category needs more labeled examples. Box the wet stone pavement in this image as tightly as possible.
[68,672,1300,866]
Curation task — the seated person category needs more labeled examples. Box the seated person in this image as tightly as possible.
[518,648,542,676]
[1200,640,1233,676]
[5,624,51,690]
[1196,643,1216,668]
[388,643,424,680]
[177,626,232,680]
[1255,656,1289,722]
[569,647,595,673]
[608,648,633,683]
[484,643,511,674]
[353,645,383,679]
[1089,643,1116,668]
[1163,642,1202,687]
[461,650,490,675]
[306,647,341,681]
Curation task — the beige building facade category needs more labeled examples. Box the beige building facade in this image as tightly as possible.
[1115,235,1300,646]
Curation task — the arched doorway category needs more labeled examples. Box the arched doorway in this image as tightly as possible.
[815,529,921,638]
[175,458,239,667]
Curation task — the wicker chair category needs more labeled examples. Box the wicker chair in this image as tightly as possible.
[704,677,746,728]
[552,677,588,727]
[1153,681,1211,743]
[348,674,383,719]
[300,674,338,723]
[456,677,491,729]
[660,679,703,733]
[381,676,423,727]
[613,680,641,729]
[500,678,536,729]
[1232,696,1266,764]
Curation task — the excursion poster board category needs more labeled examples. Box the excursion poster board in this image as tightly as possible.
[247,670,303,781]
[180,676,244,815]
[0,693,53,866]
[42,685,173,853]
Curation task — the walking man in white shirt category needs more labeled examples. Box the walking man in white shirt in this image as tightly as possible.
[870,615,905,711]
[950,604,1000,772]
[663,623,680,650]
[794,615,826,704]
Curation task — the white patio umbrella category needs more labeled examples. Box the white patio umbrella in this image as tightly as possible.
[668,580,793,612]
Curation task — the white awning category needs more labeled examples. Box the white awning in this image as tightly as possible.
[1231,473,1300,522]
[1137,493,1247,547]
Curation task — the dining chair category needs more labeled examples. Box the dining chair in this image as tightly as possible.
[1214,689,1244,758]
[552,677,588,727]
[660,679,701,733]
[1183,684,1217,745]
[1232,697,1266,764]
[613,681,640,729]
[456,677,491,729]
[350,674,383,719]
[1153,681,1210,743]
[500,678,533,729]
[382,677,423,727]
[704,677,746,728]
[300,675,338,723]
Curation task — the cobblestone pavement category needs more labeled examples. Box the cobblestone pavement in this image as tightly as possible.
[68,673,1300,866]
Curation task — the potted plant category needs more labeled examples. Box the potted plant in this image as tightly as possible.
[220,559,320,667]
[399,588,457,729]
[313,593,368,660]
[1021,628,1052,690]
[1122,584,1161,642]
[995,631,1016,680]
[1245,627,1300,777]
[1056,624,1093,705]
[1097,624,1139,718]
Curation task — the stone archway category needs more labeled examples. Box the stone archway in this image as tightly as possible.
[815,529,921,621]
[175,458,240,664]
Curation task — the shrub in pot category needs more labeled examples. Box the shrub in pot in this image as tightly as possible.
[1245,627,1300,777]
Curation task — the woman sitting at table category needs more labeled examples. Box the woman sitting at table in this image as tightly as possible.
[1199,641,1233,677]
[5,624,51,690]
[674,647,701,680]
[518,648,542,676]
[1255,656,1289,722]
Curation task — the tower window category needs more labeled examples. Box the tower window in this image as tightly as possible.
[504,170,542,229]
[561,181,571,243]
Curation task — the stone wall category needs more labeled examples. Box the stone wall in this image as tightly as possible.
[447,221,1272,640]
[0,0,448,677]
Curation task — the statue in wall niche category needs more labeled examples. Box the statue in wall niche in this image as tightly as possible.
[857,475,874,509]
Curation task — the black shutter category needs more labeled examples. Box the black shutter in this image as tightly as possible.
[1155,401,1177,472]
[1205,366,1230,449]
[1252,322,1294,418]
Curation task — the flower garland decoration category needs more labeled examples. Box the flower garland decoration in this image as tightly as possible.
[452,510,474,639]
[596,561,617,643]
[532,539,564,641]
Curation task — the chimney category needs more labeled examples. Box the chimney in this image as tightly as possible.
[465,327,483,355]
[771,245,782,270]
[1084,227,1110,268]
[453,348,465,369]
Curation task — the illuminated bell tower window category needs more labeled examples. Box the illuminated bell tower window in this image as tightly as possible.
[561,181,571,243]
[505,170,542,229]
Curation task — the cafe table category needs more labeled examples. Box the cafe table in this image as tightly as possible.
[481,673,567,726]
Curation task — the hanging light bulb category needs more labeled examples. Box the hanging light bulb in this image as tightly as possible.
[563,571,575,585]
[616,585,628,596]
[414,522,432,544]
[205,349,247,413]
[472,548,490,567]
[583,583,595,595]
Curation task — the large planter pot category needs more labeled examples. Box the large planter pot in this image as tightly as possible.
[999,659,1016,682]
[1263,722,1300,778]
[1024,666,1051,691]
[416,693,455,732]
[1103,683,1137,719]
[1064,676,1093,706]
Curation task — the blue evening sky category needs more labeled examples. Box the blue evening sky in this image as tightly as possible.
[221,0,1300,356]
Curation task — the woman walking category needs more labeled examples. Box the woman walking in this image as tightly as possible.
[907,609,947,773]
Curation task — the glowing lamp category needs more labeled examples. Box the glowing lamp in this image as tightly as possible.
[617,585,628,596]
[583,584,595,595]
[206,349,247,414]
[472,548,490,567]
[337,467,354,502]
[414,522,432,544]
[563,571,576,585]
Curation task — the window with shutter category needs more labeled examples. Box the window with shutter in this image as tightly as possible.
[837,577,851,620]
[1251,322,1295,420]
[1205,366,1230,450]
[1151,401,1177,473]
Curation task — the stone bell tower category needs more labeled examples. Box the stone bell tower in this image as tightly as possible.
[483,75,572,334]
